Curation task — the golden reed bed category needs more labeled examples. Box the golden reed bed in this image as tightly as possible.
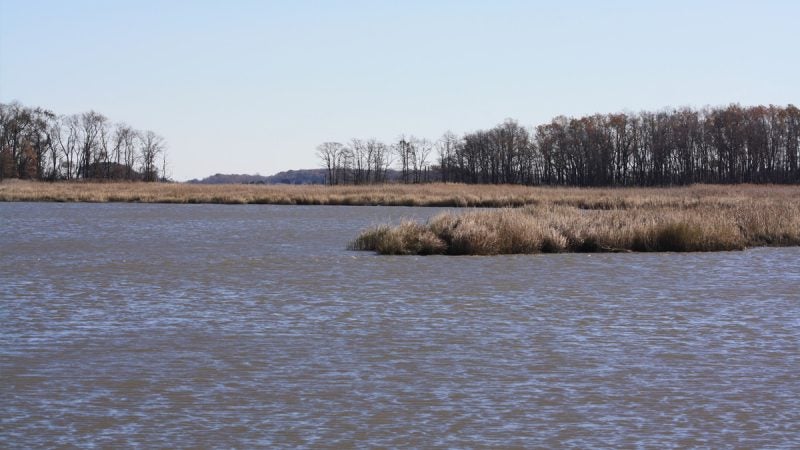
[338,183,800,254]
[0,180,594,206]
[3,180,799,254]
[1,180,797,208]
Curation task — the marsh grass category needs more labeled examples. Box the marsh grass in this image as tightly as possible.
[3,179,798,209]
[348,222,447,255]
[1,180,551,206]
[4,180,799,254]
[350,191,800,254]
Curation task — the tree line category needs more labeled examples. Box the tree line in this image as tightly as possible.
[318,104,800,186]
[0,101,168,182]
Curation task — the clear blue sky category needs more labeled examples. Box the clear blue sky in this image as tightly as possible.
[2,0,798,180]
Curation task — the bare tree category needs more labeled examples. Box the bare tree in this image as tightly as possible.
[436,131,459,182]
[336,145,354,185]
[54,115,81,180]
[350,138,367,184]
[394,135,413,183]
[161,145,169,181]
[317,142,343,185]
[98,122,111,178]
[139,130,164,182]
[46,118,62,179]
[414,137,433,183]
[124,128,139,180]
[78,111,107,179]
[26,107,55,180]
[0,102,30,178]
[110,123,139,179]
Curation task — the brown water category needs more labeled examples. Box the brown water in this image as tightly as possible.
[1,203,799,448]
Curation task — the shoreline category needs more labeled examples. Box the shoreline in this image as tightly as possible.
[2,180,799,208]
[342,184,800,255]
[4,180,798,255]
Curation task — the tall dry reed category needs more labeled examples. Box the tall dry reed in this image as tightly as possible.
[2,180,799,209]
[350,190,800,254]
[4,180,799,253]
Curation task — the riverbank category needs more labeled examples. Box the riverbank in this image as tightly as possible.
[0,180,565,206]
[1,180,798,209]
[348,185,800,254]
[2,180,799,253]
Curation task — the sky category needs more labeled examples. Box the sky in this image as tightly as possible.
[1,1,798,181]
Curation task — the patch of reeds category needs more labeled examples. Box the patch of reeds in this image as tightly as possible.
[350,199,800,254]
[347,222,446,255]
[5,180,798,254]
[3,180,799,209]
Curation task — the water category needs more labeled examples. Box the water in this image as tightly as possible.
[1,202,799,448]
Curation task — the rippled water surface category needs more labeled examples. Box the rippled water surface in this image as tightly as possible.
[2,202,799,448]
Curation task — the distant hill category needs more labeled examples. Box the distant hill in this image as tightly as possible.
[188,168,406,184]
[188,169,327,185]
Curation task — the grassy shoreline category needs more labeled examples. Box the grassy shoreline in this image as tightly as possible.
[4,180,798,254]
[0,180,571,206]
[2,180,798,208]
[347,185,800,254]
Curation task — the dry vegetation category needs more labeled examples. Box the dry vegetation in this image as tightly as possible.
[348,184,800,254]
[3,180,799,254]
[0,180,575,205]
[2,180,797,209]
